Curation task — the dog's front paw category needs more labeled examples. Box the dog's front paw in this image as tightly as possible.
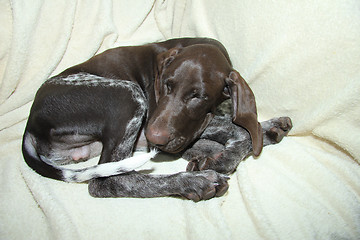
[186,156,213,172]
[262,117,292,144]
[186,152,239,174]
[177,170,229,202]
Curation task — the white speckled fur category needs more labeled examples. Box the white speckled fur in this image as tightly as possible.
[37,73,151,182]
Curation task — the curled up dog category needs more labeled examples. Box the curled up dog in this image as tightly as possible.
[22,38,292,201]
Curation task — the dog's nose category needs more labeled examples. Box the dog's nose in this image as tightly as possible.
[145,127,170,146]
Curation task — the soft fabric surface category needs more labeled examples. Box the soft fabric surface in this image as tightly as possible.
[1,0,359,239]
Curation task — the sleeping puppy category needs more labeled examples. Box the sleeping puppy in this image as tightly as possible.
[22,38,291,201]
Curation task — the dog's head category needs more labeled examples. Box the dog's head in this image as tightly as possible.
[145,44,263,156]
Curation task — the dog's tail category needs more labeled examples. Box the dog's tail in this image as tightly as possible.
[22,132,157,182]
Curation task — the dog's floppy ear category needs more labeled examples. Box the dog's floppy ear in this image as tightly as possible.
[154,48,181,103]
[225,70,263,156]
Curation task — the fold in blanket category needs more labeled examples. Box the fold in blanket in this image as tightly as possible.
[1,0,359,239]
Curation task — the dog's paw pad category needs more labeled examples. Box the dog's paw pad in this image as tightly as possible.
[183,192,201,202]
[266,117,292,143]
[203,188,217,200]
[278,117,293,132]
[215,181,229,197]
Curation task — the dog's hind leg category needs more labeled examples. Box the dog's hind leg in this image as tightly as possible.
[88,170,230,202]
[88,80,149,192]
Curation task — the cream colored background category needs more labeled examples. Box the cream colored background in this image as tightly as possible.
[1,0,359,239]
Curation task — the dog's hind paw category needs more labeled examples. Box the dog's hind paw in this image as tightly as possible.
[177,170,229,202]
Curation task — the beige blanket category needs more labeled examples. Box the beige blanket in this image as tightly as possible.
[1,0,359,239]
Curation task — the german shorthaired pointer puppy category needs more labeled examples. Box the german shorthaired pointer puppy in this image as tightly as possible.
[22,38,291,201]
